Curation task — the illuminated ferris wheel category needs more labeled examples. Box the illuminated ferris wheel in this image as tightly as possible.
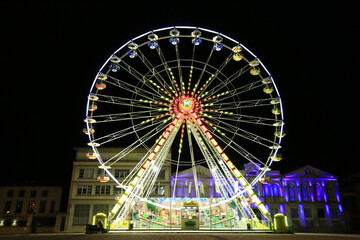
[83,26,285,223]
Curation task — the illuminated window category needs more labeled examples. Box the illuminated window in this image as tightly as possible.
[272,184,280,197]
[315,184,322,201]
[301,184,309,201]
[289,184,296,201]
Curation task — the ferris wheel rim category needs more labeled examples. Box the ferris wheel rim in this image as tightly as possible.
[84,26,285,222]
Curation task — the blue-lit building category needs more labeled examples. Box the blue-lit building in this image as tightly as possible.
[171,164,346,233]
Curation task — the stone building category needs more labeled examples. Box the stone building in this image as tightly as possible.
[0,186,63,234]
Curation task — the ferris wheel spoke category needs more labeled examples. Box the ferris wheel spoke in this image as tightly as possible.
[154,44,178,90]
[118,60,170,99]
[205,98,275,111]
[205,117,275,148]
[136,49,174,96]
[106,75,165,102]
[204,65,252,98]
[196,50,234,98]
[106,121,171,166]
[203,112,278,127]
[92,116,169,145]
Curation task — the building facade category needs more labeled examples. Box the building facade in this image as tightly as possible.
[170,164,346,233]
[65,147,171,232]
[0,186,63,234]
[65,147,346,232]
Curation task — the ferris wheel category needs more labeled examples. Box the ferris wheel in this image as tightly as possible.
[84,26,285,223]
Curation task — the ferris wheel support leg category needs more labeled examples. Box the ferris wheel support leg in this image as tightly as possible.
[109,113,183,220]
[191,112,273,222]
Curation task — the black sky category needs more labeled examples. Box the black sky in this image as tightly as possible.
[1,1,359,187]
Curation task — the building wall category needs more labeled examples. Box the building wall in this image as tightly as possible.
[0,186,62,234]
[65,147,171,232]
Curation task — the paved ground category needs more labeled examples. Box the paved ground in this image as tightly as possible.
[0,232,360,240]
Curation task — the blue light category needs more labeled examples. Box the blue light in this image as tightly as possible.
[325,204,331,218]
[127,50,137,58]
[192,38,202,45]
[109,63,120,72]
[279,204,285,214]
[214,43,223,51]
[148,42,158,49]
[170,37,179,45]
[338,204,343,212]
[299,204,305,224]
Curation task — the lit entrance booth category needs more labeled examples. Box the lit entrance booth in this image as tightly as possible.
[181,201,199,230]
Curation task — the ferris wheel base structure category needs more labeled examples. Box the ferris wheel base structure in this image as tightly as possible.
[83,26,285,231]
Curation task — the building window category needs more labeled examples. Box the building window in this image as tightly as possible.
[150,185,165,196]
[113,186,122,196]
[95,186,110,195]
[38,200,46,213]
[30,190,37,198]
[15,201,23,214]
[50,200,56,213]
[317,208,325,218]
[289,184,296,202]
[263,184,272,197]
[27,201,35,214]
[79,169,94,179]
[157,169,166,180]
[304,208,312,218]
[315,184,322,201]
[41,190,48,198]
[7,190,14,198]
[18,190,25,197]
[76,185,92,195]
[114,169,129,178]
[3,201,11,214]
[290,207,299,218]
[272,184,280,197]
[73,205,90,225]
[301,184,309,201]
[330,208,340,218]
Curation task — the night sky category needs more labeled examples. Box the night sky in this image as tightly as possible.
[2,1,359,190]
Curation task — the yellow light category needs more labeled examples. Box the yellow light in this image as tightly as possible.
[148,152,156,160]
[143,160,151,169]
[211,139,218,146]
[125,186,133,195]
[137,169,145,177]
[111,203,121,214]
[131,177,140,185]
[227,161,235,169]
[118,195,127,204]
[154,145,161,153]
[233,169,241,177]
[259,204,268,214]
[221,153,229,161]
[159,138,165,146]
[216,146,222,153]
[239,177,247,186]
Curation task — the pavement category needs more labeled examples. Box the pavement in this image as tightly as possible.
[0,232,360,240]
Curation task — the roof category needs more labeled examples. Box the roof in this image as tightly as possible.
[171,165,213,179]
[281,165,337,179]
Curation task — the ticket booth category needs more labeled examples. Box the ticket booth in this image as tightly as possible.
[181,201,199,230]
[274,213,289,233]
